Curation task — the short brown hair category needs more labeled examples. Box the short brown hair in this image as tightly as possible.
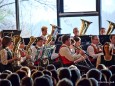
[41,26,47,31]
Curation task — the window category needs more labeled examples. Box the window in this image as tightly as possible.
[60,16,99,36]
[101,0,115,34]
[19,0,57,38]
[0,0,16,31]
[64,0,96,12]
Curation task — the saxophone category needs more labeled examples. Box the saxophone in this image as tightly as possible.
[12,35,21,66]
[26,36,36,66]
[106,21,115,35]
[79,19,92,36]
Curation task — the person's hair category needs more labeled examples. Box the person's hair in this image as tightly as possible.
[89,78,98,86]
[7,73,20,86]
[21,76,33,86]
[33,76,53,86]
[0,73,8,79]
[32,71,44,81]
[91,35,98,41]
[41,26,47,31]
[101,69,112,81]
[62,35,70,43]
[16,70,27,80]
[20,66,31,77]
[109,65,115,74]
[96,64,107,70]
[76,78,92,86]
[70,38,75,44]
[86,68,102,81]
[58,68,71,80]
[50,69,58,82]
[2,36,12,48]
[70,69,81,85]
[109,74,115,86]
[0,79,12,86]
[37,66,45,71]
[74,37,81,42]
[109,34,115,40]
[20,37,25,44]
[2,70,12,74]
[103,42,112,55]
[46,64,56,71]
[57,78,73,86]
[42,70,52,76]
[100,27,105,30]
[36,37,43,42]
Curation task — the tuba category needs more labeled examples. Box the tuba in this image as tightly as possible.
[106,21,115,35]
[26,36,36,66]
[12,35,21,66]
[79,19,92,36]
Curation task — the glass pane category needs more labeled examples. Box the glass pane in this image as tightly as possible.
[0,0,16,31]
[60,16,99,36]
[101,0,115,34]
[19,0,57,38]
[64,0,96,12]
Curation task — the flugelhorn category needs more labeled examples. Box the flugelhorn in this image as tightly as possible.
[79,19,92,36]
[106,20,115,35]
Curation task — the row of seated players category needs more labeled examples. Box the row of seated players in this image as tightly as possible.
[0,34,115,72]
[0,64,115,86]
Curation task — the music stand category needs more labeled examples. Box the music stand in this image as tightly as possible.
[1,30,21,37]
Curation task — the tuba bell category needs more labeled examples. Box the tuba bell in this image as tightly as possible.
[79,19,92,36]
[106,20,115,35]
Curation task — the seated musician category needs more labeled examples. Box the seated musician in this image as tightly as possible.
[96,42,115,67]
[109,34,115,55]
[0,36,19,72]
[19,38,30,66]
[31,37,44,66]
[58,35,85,67]
[73,37,94,68]
[87,35,103,66]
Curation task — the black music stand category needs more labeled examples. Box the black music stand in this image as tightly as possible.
[1,30,21,37]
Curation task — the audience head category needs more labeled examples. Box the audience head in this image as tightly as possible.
[0,79,12,86]
[21,76,33,86]
[7,73,20,86]
[76,78,92,86]
[46,64,56,71]
[89,78,98,86]
[34,75,53,86]
[0,73,8,79]
[16,70,27,80]
[96,64,107,70]
[58,67,71,80]
[43,70,52,76]
[50,69,58,82]
[2,70,12,74]
[38,66,45,71]
[32,71,44,81]
[86,68,102,81]
[20,66,31,77]
[101,69,112,81]
[57,78,73,86]
[109,65,115,74]
[109,74,115,86]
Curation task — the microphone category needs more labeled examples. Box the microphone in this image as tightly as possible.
[50,24,61,29]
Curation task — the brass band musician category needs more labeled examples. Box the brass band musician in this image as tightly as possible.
[87,35,103,66]
[0,36,20,72]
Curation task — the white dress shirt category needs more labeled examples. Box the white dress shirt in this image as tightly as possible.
[87,43,103,59]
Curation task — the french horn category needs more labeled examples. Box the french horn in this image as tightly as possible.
[79,19,92,36]
[106,20,115,35]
